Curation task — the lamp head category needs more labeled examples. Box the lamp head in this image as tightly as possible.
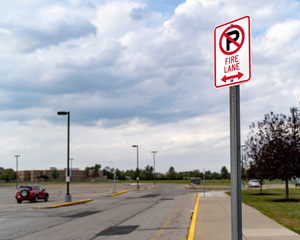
[132,145,138,147]
[57,111,68,115]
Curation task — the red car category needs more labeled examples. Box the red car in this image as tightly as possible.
[15,184,49,204]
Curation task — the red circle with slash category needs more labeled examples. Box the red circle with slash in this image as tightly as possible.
[219,25,245,55]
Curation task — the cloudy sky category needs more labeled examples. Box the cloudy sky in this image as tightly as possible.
[1,0,300,174]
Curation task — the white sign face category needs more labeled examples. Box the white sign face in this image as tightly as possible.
[214,16,251,88]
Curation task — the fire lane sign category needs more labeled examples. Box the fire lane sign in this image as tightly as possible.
[214,16,251,88]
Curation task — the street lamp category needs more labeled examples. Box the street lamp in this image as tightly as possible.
[57,111,72,202]
[132,145,139,189]
[151,151,157,186]
[70,158,73,183]
[14,155,20,190]
[109,161,116,192]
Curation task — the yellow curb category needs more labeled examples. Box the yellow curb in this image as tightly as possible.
[109,190,128,197]
[137,187,147,191]
[33,199,93,209]
[149,185,158,189]
[187,193,200,240]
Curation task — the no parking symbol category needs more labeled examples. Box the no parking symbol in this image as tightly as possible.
[214,16,251,88]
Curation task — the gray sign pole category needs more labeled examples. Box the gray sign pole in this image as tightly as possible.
[230,85,242,240]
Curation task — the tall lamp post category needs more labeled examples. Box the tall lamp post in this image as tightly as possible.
[15,155,20,190]
[151,151,157,186]
[132,145,139,189]
[57,111,72,202]
[70,158,73,183]
[109,161,116,192]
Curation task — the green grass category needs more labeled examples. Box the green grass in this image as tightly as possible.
[0,179,231,186]
[1,179,294,187]
[234,189,300,235]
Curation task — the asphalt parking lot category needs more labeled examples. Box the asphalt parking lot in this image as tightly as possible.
[0,183,197,240]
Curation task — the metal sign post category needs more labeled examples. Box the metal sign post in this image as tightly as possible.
[214,16,250,240]
[230,85,242,240]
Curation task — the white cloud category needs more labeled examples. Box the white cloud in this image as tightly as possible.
[1,0,300,174]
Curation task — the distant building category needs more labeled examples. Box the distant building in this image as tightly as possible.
[18,169,107,182]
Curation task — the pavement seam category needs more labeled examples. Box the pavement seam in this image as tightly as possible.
[152,195,190,240]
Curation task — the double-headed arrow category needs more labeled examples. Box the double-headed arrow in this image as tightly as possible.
[221,72,243,83]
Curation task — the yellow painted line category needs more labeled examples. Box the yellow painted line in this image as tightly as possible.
[152,195,190,240]
[33,199,93,209]
[187,193,200,240]
[109,190,128,197]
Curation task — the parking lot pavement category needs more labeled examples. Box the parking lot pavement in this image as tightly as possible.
[195,191,300,240]
[1,183,196,240]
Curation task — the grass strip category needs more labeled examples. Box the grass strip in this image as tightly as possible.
[228,189,300,235]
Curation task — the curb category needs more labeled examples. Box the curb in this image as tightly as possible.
[33,199,93,209]
[187,193,200,240]
[109,190,128,197]
[148,185,158,189]
[137,187,148,191]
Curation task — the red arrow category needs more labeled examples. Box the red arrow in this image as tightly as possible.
[221,72,244,83]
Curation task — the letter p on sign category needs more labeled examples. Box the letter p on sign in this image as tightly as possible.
[214,16,251,88]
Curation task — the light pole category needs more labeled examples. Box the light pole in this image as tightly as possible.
[151,151,157,186]
[132,145,139,189]
[109,161,116,192]
[57,111,72,202]
[70,158,73,183]
[15,155,20,190]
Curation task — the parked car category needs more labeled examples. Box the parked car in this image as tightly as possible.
[248,179,260,188]
[296,179,300,187]
[15,184,49,204]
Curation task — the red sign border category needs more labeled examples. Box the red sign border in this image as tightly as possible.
[214,16,251,89]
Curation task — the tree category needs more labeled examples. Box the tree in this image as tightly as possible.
[245,110,300,199]
[91,164,101,178]
[143,165,154,180]
[0,167,4,181]
[116,169,126,180]
[84,167,91,178]
[167,166,176,180]
[211,172,220,180]
[1,169,16,182]
[125,169,135,180]
[192,169,201,178]
[51,169,59,180]
[205,170,212,179]
[220,166,229,179]
[103,167,114,180]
